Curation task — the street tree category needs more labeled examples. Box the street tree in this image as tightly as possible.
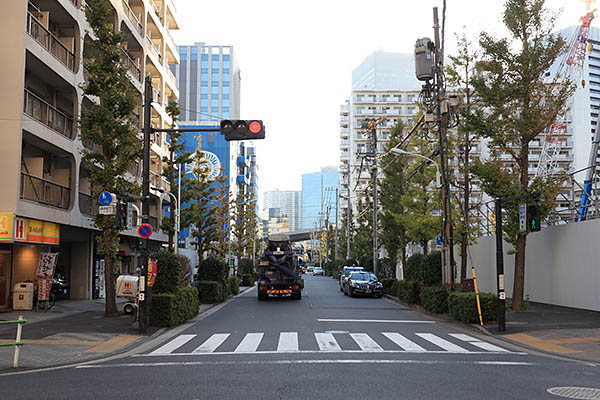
[446,32,482,282]
[232,192,259,260]
[469,0,574,310]
[210,170,231,258]
[161,100,192,252]
[80,0,141,317]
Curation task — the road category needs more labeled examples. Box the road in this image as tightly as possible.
[1,275,599,399]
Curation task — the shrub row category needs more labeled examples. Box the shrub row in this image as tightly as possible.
[404,252,442,286]
[241,274,255,286]
[448,292,497,323]
[196,281,222,304]
[150,286,199,327]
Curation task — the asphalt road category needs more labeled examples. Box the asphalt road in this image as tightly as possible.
[1,274,599,400]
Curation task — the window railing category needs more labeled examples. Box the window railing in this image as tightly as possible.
[152,87,162,105]
[121,50,141,83]
[146,36,162,63]
[79,192,93,215]
[166,64,176,83]
[23,89,74,139]
[20,172,70,210]
[121,0,143,36]
[150,0,163,22]
[26,12,76,71]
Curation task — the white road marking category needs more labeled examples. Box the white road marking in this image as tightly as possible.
[317,319,435,323]
[138,349,525,356]
[78,359,536,368]
[235,333,264,353]
[416,333,469,353]
[315,333,342,352]
[382,332,426,352]
[150,334,196,355]
[277,332,298,351]
[449,333,509,352]
[350,333,384,352]
[192,334,230,353]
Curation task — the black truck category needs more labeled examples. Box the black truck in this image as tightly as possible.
[257,234,303,300]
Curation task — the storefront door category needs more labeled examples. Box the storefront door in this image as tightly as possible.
[0,251,10,307]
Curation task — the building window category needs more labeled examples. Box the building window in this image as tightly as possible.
[223,87,230,94]
[208,132,215,143]
[222,74,230,82]
[190,47,198,61]
[180,49,187,61]
[211,86,219,94]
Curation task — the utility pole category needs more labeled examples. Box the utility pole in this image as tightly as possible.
[346,170,351,260]
[335,187,339,260]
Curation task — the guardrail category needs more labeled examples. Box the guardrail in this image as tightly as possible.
[0,316,27,368]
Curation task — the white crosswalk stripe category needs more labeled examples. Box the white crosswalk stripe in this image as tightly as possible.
[315,333,342,352]
[193,333,230,353]
[147,332,514,356]
[235,333,264,353]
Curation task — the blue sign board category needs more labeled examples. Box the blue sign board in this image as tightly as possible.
[436,235,442,246]
[99,192,113,206]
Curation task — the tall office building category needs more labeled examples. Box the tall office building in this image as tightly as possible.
[0,0,180,305]
[263,191,301,232]
[302,167,339,230]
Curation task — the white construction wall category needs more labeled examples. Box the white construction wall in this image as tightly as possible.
[459,218,600,312]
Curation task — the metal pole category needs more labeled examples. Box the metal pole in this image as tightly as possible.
[177,163,181,255]
[371,124,378,275]
[495,198,506,332]
[335,188,339,260]
[346,170,351,260]
[13,316,23,368]
[139,76,152,334]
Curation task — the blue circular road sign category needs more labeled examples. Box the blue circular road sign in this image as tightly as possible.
[99,192,113,206]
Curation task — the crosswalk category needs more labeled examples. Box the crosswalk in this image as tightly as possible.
[147,332,514,356]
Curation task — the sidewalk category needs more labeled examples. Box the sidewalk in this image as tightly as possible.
[482,302,600,363]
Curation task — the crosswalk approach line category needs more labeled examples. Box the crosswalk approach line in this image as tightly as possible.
[235,333,264,353]
[277,332,299,351]
[150,334,197,355]
[350,333,384,352]
[192,334,231,353]
[315,333,343,352]
[416,333,469,353]
[381,332,427,352]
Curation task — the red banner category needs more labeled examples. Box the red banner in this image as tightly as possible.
[147,259,157,287]
[38,278,51,301]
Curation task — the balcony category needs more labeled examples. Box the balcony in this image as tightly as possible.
[150,171,163,190]
[152,86,162,105]
[150,0,163,23]
[20,172,70,210]
[79,192,93,215]
[23,89,74,139]
[26,12,76,72]
[148,215,159,231]
[122,0,143,36]
[146,35,162,63]
[121,50,141,83]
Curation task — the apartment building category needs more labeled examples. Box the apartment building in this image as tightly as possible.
[0,0,180,307]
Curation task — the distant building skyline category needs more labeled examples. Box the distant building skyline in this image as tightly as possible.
[263,190,301,232]
[301,168,339,230]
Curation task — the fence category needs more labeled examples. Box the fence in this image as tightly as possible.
[0,316,27,368]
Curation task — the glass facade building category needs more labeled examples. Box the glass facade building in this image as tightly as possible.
[352,51,421,91]
[301,168,339,230]
[263,191,301,232]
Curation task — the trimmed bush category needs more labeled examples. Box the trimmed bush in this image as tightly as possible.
[241,274,255,286]
[150,250,181,294]
[380,278,397,296]
[239,258,255,275]
[397,279,419,304]
[196,280,223,304]
[448,292,498,323]
[197,256,228,283]
[221,281,231,301]
[420,286,448,313]
[404,254,426,282]
[150,286,199,327]
[227,276,240,295]
[422,251,442,286]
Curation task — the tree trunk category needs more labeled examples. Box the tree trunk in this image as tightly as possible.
[512,234,526,310]
[103,233,118,317]
[400,228,407,267]
[461,137,470,282]
[422,240,429,255]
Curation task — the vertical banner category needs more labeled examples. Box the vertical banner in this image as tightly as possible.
[36,252,59,302]
[38,278,51,301]
[147,259,157,287]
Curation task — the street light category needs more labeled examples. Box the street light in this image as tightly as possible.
[391,148,440,187]
[152,187,180,254]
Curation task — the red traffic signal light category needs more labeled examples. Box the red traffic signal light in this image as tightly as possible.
[220,120,265,141]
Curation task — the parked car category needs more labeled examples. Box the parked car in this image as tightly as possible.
[339,266,364,292]
[313,267,324,276]
[343,272,383,298]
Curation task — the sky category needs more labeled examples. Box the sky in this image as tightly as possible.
[171,0,590,198]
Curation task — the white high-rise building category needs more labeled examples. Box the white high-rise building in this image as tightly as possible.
[263,191,301,232]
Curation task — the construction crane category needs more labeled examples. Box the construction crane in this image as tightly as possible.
[536,3,596,178]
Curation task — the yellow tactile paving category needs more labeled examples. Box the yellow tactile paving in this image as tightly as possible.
[548,337,600,344]
[84,334,141,353]
[21,339,100,346]
[504,333,584,354]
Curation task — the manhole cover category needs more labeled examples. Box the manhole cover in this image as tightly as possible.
[547,387,600,399]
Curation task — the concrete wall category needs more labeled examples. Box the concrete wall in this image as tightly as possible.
[460,218,600,312]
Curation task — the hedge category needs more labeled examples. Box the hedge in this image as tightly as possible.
[197,256,228,283]
[397,279,419,304]
[150,250,181,294]
[380,278,397,296]
[448,292,498,323]
[422,252,442,286]
[241,274,255,286]
[150,286,199,327]
[404,254,425,282]
[227,276,240,295]
[196,281,223,304]
[420,286,448,314]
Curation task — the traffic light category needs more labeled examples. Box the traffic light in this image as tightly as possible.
[220,120,265,141]
[527,204,541,232]
[115,201,128,230]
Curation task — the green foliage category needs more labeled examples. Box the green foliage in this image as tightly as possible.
[380,278,398,296]
[420,286,448,314]
[211,172,231,257]
[239,258,255,275]
[195,281,223,304]
[232,192,259,260]
[378,258,395,279]
[404,253,426,282]
[422,251,442,286]
[397,280,420,304]
[196,256,228,283]
[150,286,199,327]
[241,274,254,286]
[150,250,181,294]
[448,292,497,323]
[227,276,240,296]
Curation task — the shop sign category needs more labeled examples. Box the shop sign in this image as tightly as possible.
[147,259,157,287]
[0,213,13,242]
[36,252,59,279]
[14,217,60,245]
[38,278,51,301]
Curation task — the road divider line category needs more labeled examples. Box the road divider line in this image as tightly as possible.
[317,319,435,323]
[136,349,525,356]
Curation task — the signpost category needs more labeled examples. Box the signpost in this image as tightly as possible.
[519,203,527,232]
[138,224,153,239]
[99,205,116,215]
